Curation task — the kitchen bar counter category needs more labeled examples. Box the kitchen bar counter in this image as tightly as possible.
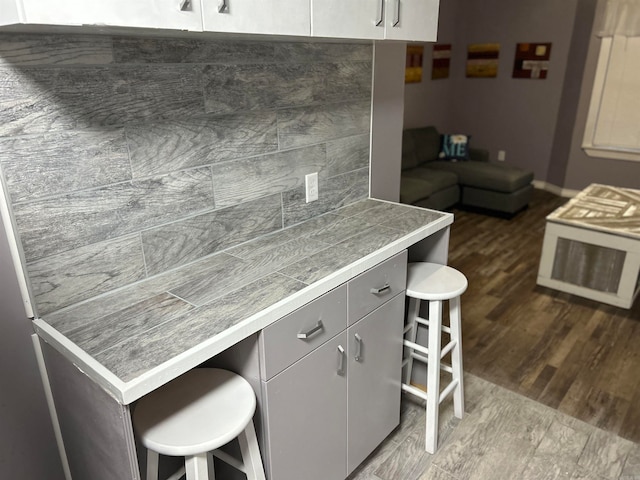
[34,199,452,405]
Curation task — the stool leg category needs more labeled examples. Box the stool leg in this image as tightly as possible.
[146,449,159,480]
[404,297,421,386]
[449,296,465,419]
[185,452,214,480]
[238,420,266,480]
[425,299,442,454]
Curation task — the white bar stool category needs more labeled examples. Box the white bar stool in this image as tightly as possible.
[133,368,266,480]
[402,262,468,454]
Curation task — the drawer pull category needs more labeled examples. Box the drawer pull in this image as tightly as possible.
[337,345,346,375]
[370,284,391,295]
[375,0,384,26]
[296,320,324,340]
[354,333,363,362]
[179,0,191,11]
[218,0,228,13]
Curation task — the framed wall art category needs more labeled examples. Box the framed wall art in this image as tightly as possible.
[513,42,552,79]
[466,43,500,78]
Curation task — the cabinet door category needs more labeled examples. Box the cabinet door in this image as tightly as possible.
[311,0,383,40]
[384,0,439,42]
[346,294,404,475]
[202,0,310,36]
[262,332,347,480]
[15,0,203,30]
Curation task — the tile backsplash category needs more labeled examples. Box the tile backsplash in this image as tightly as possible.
[0,34,372,316]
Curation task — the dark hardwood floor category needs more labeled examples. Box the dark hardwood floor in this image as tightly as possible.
[447,188,640,444]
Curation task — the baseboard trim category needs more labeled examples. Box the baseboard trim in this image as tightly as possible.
[532,180,579,198]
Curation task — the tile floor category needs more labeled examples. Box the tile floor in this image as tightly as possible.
[348,373,640,480]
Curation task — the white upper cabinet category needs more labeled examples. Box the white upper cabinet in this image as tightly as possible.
[383,0,439,41]
[312,0,439,42]
[0,0,203,31]
[201,0,310,36]
[312,0,385,40]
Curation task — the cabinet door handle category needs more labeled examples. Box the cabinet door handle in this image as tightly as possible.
[337,345,346,375]
[370,284,390,295]
[297,320,324,340]
[375,0,384,26]
[354,333,363,362]
[179,0,191,11]
[218,0,228,13]
[393,0,400,27]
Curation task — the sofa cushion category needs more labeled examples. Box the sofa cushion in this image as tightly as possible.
[427,161,534,193]
[412,126,441,164]
[401,131,419,170]
[400,168,459,204]
[438,134,471,161]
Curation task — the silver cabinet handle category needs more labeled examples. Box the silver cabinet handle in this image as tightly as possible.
[370,284,390,295]
[218,0,228,13]
[354,333,363,362]
[297,320,324,340]
[375,0,384,26]
[179,0,191,11]
[337,345,346,375]
[393,0,400,27]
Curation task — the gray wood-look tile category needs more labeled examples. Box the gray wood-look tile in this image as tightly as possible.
[273,42,372,64]
[621,445,640,479]
[141,194,282,275]
[577,428,634,480]
[66,293,193,356]
[535,420,590,461]
[353,202,422,224]
[381,209,446,235]
[112,37,276,64]
[212,144,327,208]
[282,168,369,226]
[0,67,131,135]
[0,34,114,65]
[326,134,370,178]
[0,129,130,203]
[277,100,371,150]
[226,213,344,258]
[94,273,306,382]
[306,215,375,245]
[45,252,241,330]
[0,65,204,136]
[333,199,386,217]
[28,235,146,315]
[126,113,278,178]
[278,226,403,285]
[203,61,371,115]
[14,167,214,262]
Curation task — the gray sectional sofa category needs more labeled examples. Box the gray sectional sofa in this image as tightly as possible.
[400,126,534,215]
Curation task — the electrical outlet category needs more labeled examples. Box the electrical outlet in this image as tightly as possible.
[305,172,319,203]
[498,150,506,161]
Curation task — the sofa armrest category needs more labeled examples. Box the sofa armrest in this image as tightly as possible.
[469,148,489,162]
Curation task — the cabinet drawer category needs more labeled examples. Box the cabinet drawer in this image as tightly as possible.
[259,285,347,380]
[347,250,407,325]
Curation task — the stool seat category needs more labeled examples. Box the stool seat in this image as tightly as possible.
[135,369,256,457]
[407,263,468,301]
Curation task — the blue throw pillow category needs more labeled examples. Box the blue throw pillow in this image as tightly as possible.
[439,134,471,161]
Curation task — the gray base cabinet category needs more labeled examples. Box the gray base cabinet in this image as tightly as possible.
[346,294,403,474]
[259,251,407,480]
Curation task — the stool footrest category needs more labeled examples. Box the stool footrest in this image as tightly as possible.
[403,339,428,356]
[440,340,457,360]
[401,382,428,401]
[439,379,459,404]
[212,449,246,473]
[167,467,186,480]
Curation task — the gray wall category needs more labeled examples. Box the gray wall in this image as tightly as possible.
[0,212,64,480]
[370,41,406,202]
[0,34,372,318]
[403,0,640,191]
[404,0,578,181]
[562,0,640,191]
